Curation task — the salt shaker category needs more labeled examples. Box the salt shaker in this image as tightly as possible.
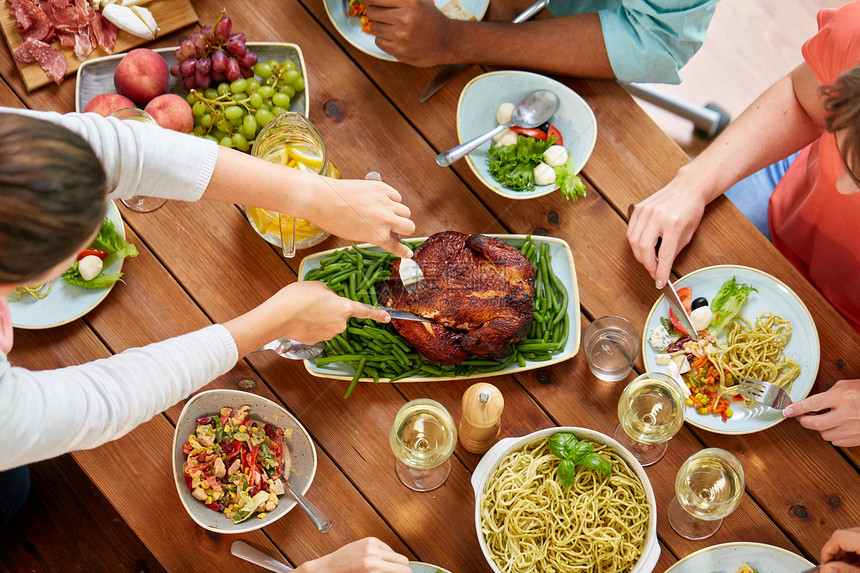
[459,382,504,454]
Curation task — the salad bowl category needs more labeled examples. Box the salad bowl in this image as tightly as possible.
[457,70,597,200]
[172,389,317,533]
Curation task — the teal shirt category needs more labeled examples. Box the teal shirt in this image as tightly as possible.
[548,0,718,83]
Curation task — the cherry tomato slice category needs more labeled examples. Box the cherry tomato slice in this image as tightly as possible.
[78,248,108,260]
[676,287,693,313]
[510,126,548,140]
[669,308,689,335]
[546,124,564,146]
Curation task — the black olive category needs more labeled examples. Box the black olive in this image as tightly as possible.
[537,121,551,133]
[691,296,708,310]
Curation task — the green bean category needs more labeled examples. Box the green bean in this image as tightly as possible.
[315,354,368,366]
[343,357,366,399]
[515,342,559,352]
[516,353,527,368]
[419,365,444,376]
[389,367,423,382]
[530,352,553,362]
[327,268,358,286]
[352,244,389,259]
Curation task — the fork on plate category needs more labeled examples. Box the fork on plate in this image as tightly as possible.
[737,377,793,410]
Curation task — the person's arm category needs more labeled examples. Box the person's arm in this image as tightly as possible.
[783,379,860,448]
[364,0,715,83]
[626,63,825,287]
[293,538,411,573]
[819,527,860,573]
[0,281,389,472]
[0,108,415,258]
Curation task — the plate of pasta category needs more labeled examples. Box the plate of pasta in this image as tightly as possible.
[642,265,819,435]
[664,542,814,572]
[472,426,659,573]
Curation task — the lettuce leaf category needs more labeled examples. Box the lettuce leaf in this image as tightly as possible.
[61,217,138,289]
[708,277,758,336]
[487,135,553,191]
[553,154,587,201]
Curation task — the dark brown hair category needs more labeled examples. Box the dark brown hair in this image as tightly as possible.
[822,63,860,186]
[0,114,107,284]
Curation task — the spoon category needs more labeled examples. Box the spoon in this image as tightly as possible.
[436,89,559,167]
[282,475,332,533]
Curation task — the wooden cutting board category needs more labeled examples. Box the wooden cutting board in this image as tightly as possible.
[0,0,198,91]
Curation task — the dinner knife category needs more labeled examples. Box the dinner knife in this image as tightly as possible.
[418,0,550,102]
[359,302,432,322]
[662,279,699,340]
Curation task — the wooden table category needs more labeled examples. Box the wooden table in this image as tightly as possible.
[2,1,859,570]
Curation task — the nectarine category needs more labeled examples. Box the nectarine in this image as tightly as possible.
[144,94,194,133]
[83,93,136,117]
[114,48,169,106]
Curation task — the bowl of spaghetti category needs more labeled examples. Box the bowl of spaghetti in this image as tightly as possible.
[472,426,659,573]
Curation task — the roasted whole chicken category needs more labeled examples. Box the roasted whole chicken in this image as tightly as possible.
[375,231,535,364]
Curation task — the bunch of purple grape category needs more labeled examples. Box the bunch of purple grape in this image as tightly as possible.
[170,12,258,91]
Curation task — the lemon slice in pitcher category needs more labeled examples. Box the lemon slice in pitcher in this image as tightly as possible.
[288,145,324,170]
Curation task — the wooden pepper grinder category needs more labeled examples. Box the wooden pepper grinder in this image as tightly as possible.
[459,382,504,454]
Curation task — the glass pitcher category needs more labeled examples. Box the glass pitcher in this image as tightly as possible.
[245,112,337,257]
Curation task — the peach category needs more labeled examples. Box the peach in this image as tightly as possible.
[114,48,169,106]
[144,94,194,133]
[82,93,136,117]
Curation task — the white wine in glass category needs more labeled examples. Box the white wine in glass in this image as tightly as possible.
[613,372,684,466]
[668,448,744,540]
[389,398,457,492]
[109,108,168,213]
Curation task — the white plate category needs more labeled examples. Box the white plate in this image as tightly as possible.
[665,542,814,572]
[75,42,309,118]
[323,0,489,61]
[409,562,452,573]
[298,234,580,382]
[457,71,597,200]
[642,265,819,435]
[8,201,125,329]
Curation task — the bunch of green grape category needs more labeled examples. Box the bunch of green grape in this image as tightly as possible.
[186,59,306,151]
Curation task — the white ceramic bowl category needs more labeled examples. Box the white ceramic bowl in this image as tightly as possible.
[172,389,317,533]
[471,426,660,573]
[457,71,597,200]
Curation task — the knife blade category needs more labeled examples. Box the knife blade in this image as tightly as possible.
[662,279,698,340]
[359,302,432,322]
[418,0,550,102]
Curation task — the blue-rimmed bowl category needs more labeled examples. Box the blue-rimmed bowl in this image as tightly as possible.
[456,70,597,200]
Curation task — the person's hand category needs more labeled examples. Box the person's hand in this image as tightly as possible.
[364,0,457,66]
[819,527,860,573]
[626,168,709,288]
[784,379,860,447]
[225,282,391,356]
[299,176,415,259]
[296,537,411,573]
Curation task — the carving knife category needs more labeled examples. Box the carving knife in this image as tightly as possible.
[418,0,550,102]
[359,303,432,323]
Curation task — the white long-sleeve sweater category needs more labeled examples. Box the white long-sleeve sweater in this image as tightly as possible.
[0,108,239,471]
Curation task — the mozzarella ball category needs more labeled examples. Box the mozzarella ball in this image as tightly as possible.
[493,128,518,147]
[78,255,104,281]
[496,102,515,125]
[690,305,714,331]
[543,145,568,167]
[534,162,557,186]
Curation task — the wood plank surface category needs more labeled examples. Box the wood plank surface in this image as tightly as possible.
[0,0,197,91]
[3,0,859,570]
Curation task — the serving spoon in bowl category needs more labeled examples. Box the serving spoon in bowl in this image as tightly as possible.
[436,89,559,167]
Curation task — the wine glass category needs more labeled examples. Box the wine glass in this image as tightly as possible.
[109,108,168,213]
[668,448,745,540]
[613,372,685,466]
[389,398,457,492]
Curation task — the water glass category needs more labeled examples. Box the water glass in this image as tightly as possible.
[668,448,744,540]
[389,399,457,492]
[582,315,639,381]
[110,108,168,213]
[613,372,685,466]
